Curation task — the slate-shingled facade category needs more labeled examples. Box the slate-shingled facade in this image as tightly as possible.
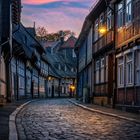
[0,0,49,103]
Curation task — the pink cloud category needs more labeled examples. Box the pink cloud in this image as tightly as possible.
[21,6,88,36]
[22,0,91,5]
[21,0,94,36]
[23,0,60,5]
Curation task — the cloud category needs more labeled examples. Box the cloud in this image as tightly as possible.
[21,0,94,36]
[22,0,92,5]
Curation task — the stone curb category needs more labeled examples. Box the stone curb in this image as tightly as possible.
[68,99,140,124]
[9,100,37,140]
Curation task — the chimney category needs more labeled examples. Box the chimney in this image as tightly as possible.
[59,30,64,45]
[33,21,36,29]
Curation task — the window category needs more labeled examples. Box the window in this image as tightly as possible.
[96,60,100,84]
[106,56,108,82]
[126,53,133,85]
[71,68,74,72]
[99,14,105,37]
[72,50,76,58]
[107,10,112,30]
[126,0,132,23]
[64,65,67,71]
[136,51,140,85]
[94,19,99,41]
[118,57,124,87]
[19,76,25,89]
[117,1,124,28]
[58,64,61,70]
[101,58,105,83]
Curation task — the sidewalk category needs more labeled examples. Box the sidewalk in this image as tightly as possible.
[0,100,31,140]
[69,99,140,124]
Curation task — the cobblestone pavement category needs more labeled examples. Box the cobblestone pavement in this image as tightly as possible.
[16,99,140,140]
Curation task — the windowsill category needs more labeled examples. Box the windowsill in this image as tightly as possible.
[117,26,124,32]
[135,84,140,87]
[118,85,124,88]
[126,84,134,87]
[125,22,132,28]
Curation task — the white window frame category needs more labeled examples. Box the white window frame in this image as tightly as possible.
[58,64,61,70]
[117,1,124,28]
[136,50,140,85]
[95,60,100,84]
[126,52,134,86]
[64,65,67,72]
[125,0,132,24]
[118,57,124,87]
[99,14,104,37]
[101,58,105,83]
[94,19,99,41]
[107,10,112,30]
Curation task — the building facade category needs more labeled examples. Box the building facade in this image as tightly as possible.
[76,0,140,111]
[42,36,77,98]
[114,0,140,110]
[0,0,49,103]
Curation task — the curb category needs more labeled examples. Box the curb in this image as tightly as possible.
[68,99,140,124]
[9,100,37,140]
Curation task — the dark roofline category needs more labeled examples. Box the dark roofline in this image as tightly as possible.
[22,24,45,53]
[75,0,108,49]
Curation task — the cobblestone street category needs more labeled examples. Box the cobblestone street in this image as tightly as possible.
[16,99,140,140]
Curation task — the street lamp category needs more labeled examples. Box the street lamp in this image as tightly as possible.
[69,84,76,98]
[99,26,107,34]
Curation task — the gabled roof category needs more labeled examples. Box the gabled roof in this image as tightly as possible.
[26,27,36,37]
[75,0,107,49]
[60,36,77,49]
[46,51,76,78]
[41,40,60,48]
[13,23,45,58]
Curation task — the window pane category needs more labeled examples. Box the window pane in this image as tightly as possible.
[126,0,132,23]
[127,62,133,84]
[117,1,123,27]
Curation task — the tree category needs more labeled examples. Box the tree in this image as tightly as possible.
[36,26,47,38]
[36,26,75,41]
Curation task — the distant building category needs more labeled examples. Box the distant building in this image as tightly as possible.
[41,36,77,98]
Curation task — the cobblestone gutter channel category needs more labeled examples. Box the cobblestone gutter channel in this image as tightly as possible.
[9,100,38,140]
